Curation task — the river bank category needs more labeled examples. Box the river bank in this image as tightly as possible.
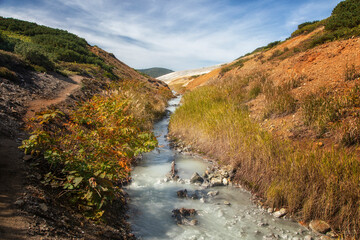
[126,95,320,240]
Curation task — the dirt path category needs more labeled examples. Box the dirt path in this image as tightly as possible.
[24,75,83,119]
[0,75,82,239]
[0,137,31,240]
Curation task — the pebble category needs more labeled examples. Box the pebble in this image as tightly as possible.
[273,208,287,218]
[224,201,231,206]
[39,203,48,212]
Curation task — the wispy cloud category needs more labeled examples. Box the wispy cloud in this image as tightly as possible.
[0,0,341,70]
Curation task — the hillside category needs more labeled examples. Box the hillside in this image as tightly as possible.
[137,67,174,78]
[169,0,360,238]
[0,17,172,239]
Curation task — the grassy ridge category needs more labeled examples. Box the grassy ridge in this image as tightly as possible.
[0,17,114,75]
[169,78,360,237]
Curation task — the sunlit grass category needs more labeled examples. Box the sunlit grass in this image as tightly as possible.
[1,30,32,42]
[169,79,360,236]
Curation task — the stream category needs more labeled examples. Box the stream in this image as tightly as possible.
[126,96,313,240]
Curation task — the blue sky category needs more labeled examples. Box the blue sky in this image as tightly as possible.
[0,0,341,71]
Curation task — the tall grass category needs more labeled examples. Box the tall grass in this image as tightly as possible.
[170,81,360,237]
[302,85,360,145]
[262,79,297,118]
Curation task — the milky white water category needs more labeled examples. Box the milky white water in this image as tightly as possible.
[126,96,313,240]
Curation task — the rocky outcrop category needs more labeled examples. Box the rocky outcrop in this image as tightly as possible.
[165,160,180,181]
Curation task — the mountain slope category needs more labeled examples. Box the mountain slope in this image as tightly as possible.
[0,17,172,239]
[169,0,360,238]
[137,67,174,78]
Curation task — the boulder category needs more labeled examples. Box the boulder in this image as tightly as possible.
[172,208,197,225]
[309,220,331,234]
[273,208,287,218]
[190,172,204,184]
[210,177,223,186]
[177,189,188,198]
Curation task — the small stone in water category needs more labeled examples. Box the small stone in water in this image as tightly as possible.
[304,236,313,240]
[224,201,231,206]
[207,191,219,197]
[189,219,198,226]
[258,222,269,227]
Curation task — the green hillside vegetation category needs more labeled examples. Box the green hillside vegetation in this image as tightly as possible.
[0,17,114,76]
[170,0,360,237]
[292,0,360,48]
[138,67,174,78]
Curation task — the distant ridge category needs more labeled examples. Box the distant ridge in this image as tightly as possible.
[157,64,223,83]
[138,67,174,78]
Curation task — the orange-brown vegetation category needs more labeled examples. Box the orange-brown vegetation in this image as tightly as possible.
[169,26,360,238]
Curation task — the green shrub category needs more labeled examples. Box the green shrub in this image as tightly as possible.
[14,42,54,70]
[20,82,162,218]
[268,49,284,60]
[326,0,360,31]
[265,40,282,49]
[220,59,245,74]
[291,20,324,37]
[248,83,261,99]
[298,21,320,30]
[0,32,17,52]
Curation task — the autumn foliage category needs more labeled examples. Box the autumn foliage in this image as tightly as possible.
[21,82,161,217]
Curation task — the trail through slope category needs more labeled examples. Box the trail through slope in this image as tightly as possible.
[24,75,83,119]
[0,75,82,239]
